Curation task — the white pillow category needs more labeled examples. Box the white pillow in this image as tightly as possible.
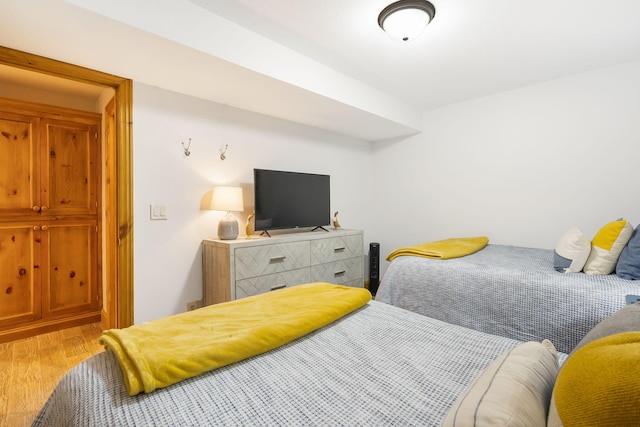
[441,340,559,427]
[553,226,591,273]
[583,219,633,275]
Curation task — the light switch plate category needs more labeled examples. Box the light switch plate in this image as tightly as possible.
[150,204,168,220]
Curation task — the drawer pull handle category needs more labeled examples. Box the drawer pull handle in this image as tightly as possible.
[334,247,346,252]
[334,270,346,277]
[269,256,286,263]
[271,284,286,291]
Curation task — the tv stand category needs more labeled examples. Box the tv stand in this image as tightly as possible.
[311,226,329,232]
[260,230,271,237]
[202,229,364,304]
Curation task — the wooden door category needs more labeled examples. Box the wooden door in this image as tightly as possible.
[0,99,101,341]
[0,223,41,327]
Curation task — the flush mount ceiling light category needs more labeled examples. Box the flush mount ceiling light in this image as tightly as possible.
[378,0,436,42]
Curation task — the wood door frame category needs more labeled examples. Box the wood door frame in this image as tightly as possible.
[0,46,134,328]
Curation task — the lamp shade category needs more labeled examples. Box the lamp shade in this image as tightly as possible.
[378,0,436,42]
[210,186,244,212]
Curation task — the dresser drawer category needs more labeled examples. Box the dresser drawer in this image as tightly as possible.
[310,257,363,286]
[310,234,362,265]
[235,268,311,299]
[235,241,310,280]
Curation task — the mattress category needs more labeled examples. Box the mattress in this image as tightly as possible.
[376,244,640,353]
[33,300,535,426]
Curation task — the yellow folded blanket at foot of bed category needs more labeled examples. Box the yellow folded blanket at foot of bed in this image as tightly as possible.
[99,282,371,396]
[386,236,489,261]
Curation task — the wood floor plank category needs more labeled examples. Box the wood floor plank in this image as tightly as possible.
[8,337,43,418]
[0,323,103,427]
[4,413,32,427]
[0,341,13,427]
[83,322,105,350]
[0,341,13,393]
[36,329,59,352]
[38,331,66,406]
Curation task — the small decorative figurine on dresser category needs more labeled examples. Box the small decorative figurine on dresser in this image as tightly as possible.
[333,211,341,230]
[245,213,255,239]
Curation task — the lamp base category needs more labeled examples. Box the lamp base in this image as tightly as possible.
[218,213,239,240]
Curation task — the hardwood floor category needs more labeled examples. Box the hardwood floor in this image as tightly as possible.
[0,323,104,427]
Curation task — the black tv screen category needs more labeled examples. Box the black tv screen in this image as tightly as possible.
[254,168,330,232]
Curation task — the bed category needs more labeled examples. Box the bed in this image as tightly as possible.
[376,244,640,354]
[33,298,559,426]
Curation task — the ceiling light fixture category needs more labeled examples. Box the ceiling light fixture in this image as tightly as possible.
[378,0,436,42]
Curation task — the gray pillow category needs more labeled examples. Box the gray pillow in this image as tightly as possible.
[572,301,640,354]
[616,226,640,280]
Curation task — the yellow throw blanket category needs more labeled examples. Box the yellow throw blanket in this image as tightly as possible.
[386,236,489,261]
[99,282,371,396]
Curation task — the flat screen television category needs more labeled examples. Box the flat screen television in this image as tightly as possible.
[253,168,330,234]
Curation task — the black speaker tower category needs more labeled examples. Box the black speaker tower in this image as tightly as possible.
[369,243,380,296]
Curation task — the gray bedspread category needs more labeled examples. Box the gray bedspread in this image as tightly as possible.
[33,301,537,427]
[376,244,640,354]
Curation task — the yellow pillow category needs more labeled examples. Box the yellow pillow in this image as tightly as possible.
[583,219,633,275]
[554,332,640,425]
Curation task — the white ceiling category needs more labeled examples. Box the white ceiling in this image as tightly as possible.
[194,0,640,110]
[3,0,640,141]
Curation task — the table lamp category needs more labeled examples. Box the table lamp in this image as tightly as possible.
[211,186,244,240]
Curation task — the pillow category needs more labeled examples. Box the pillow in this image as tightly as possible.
[553,332,640,426]
[573,301,640,352]
[547,302,640,426]
[553,226,591,273]
[583,219,633,275]
[441,340,559,427]
[616,226,640,280]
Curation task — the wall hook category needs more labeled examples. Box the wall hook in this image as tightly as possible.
[220,144,228,161]
[182,138,192,156]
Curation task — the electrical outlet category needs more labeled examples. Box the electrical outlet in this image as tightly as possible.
[626,295,640,305]
[186,300,203,311]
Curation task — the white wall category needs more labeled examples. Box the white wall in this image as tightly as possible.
[371,60,640,277]
[133,83,374,323]
[132,60,640,321]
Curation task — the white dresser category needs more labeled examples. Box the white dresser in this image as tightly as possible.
[202,229,364,305]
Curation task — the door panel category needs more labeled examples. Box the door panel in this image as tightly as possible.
[43,220,98,318]
[43,119,97,217]
[0,223,41,326]
[0,112,40,217]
